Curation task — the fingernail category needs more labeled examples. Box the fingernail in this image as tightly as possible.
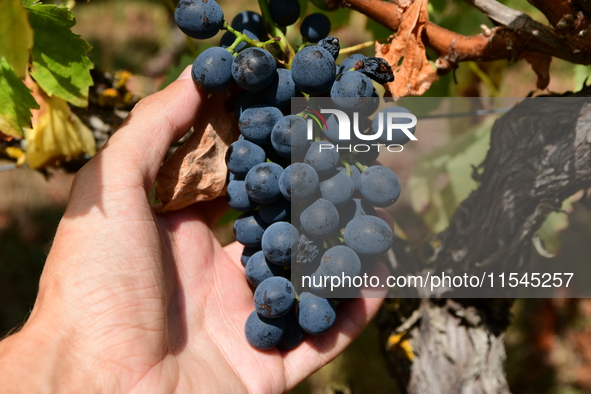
[176,65,192,80]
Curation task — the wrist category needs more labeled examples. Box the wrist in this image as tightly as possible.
[0,323,102,394]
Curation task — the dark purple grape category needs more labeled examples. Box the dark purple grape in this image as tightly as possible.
[239,106,283,146]
[300,13,331,43]
[232,47,277,91]
[297,292,336,335]
[300,198,340,239]
[245,162,283,204]
[226,140,266,177]
[254,277,296,318]
[227,180,258,212]
[231,11,267,39]
[191,47,234,94]
[291,46,336,95]
[279,163,319,203]
[262,222,300,266]
[233,211,268,248]
[175,0,224,40]
[246,251,283,287]
[245,310,285,350]
[269,0,300,26]
[261,69,297,109]
[344,215,392,256]
[358,165,401,207]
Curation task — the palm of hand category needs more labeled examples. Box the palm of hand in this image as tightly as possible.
[20,76,382,394]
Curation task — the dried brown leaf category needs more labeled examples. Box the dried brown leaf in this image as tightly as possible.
[155,93,236,212]
[521,51,552,90]
[376,0,438,97]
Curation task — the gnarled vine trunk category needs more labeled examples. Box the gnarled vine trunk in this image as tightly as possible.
[377,94,591,394]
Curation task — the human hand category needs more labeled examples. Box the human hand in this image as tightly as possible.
[0,67,385,394]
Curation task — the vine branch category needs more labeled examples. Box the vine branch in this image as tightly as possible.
[339,0,591,73]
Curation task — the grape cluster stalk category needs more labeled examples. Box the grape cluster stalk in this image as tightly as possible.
[175,0,412,351]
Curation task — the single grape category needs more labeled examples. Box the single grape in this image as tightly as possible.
[319,170,354,208]
[226,140,266,177]
[245,310,285,350]
[304,141,340,176]
[261,69,297,109]
[227,180,258,212]
[259,197,290,224]
[246,251,283,287]
[277,308,305,350]
[318,36,340,59]
[359,165,401,207]
[300,13,331,43]
[231,10,267,39]
[279,163,319,203]
[316,245,361,278]
[297,292,336,335]
[291,46,336,95]
[174,0,224,40]
[271,115,310,158]
[233,211,268,248]
[239,106,283,146]
[338,53,367,74]
[254,277,296,318]
[330,71,374,111]
[344,215,393,256]
[300,198,340,239]
[262,222,300,266]
[191,47,234,94]
[219,29,258,51]
[269,0,300,26]
[245,162,283,204]
[241,246,261,267]
[232,47,277,91]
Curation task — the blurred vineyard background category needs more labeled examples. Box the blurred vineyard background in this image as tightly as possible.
[3,0,591,393]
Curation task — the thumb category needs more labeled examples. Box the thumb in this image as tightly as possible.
[77,65,206,196]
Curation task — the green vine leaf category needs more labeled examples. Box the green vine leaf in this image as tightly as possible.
[26,2,93,107]
[0,0,34,79]
[0,58,39,138]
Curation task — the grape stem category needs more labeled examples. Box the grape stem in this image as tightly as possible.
[223,21,280,52]
[339,40,379,55]
[257,0,296,68]
[341,161,352,176]
[355,161,368,172]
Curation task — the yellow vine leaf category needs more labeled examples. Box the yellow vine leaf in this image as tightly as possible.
[23,91,96,169]
[5,146,26,166]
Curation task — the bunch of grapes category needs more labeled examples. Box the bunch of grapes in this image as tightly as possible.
[174,0,411,351]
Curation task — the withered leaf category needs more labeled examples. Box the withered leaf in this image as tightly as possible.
[376,0,437,97]
[155,93,236,212]
[521,51,552,90]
